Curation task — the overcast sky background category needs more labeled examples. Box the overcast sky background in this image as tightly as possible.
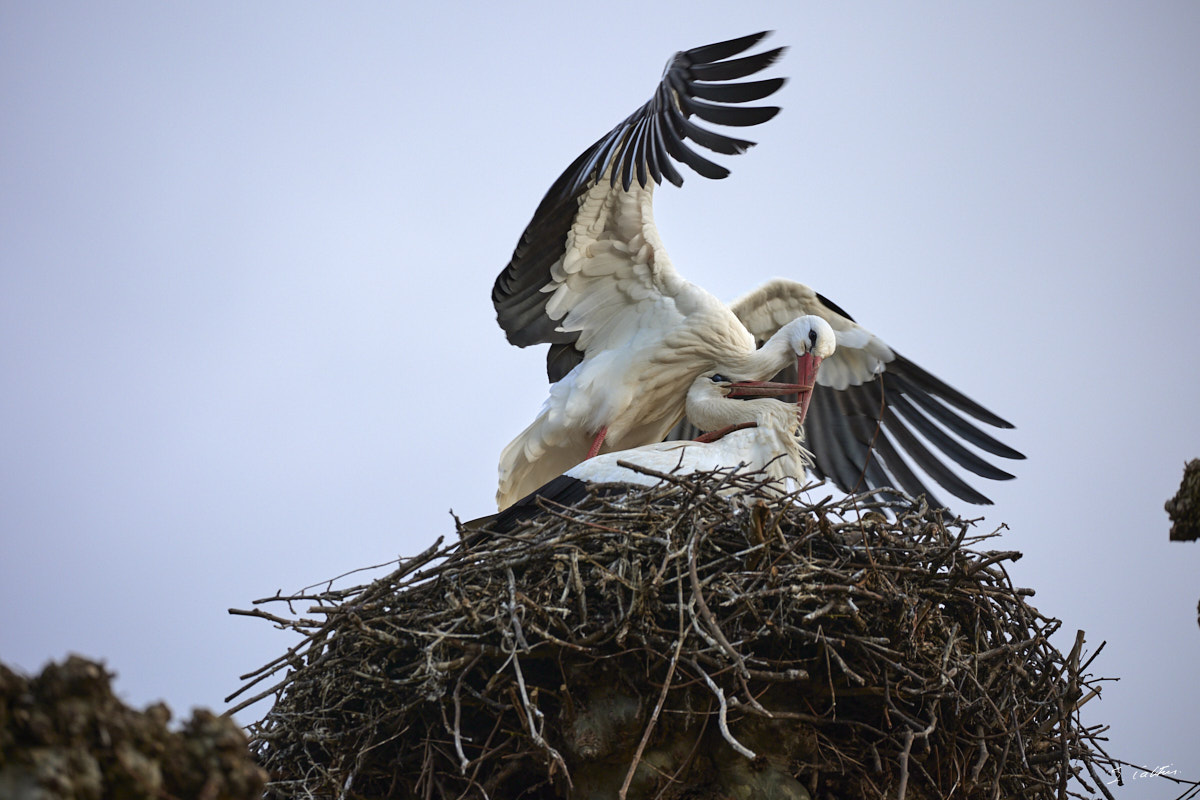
[3,3,1198,795]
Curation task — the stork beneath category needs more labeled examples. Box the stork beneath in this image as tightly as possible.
[492,31,1023,513]
[490,370,822,535]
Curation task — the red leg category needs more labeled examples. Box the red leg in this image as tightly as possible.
[585,426,609,459]
[693,421,758,443]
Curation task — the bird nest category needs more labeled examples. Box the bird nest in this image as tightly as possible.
[231,470,1117,800]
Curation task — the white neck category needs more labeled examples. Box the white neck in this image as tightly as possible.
[686,386,796,434]
[725,316,818,380]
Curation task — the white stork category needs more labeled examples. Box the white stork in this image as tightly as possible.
[489,369,827,534]
[492,31,1024,513]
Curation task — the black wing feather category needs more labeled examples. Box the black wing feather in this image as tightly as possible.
[646,113,677,186]
[865,427,950,511]
[689,47,787,81]
[677,93,782,127]
[660,108,732,180]
[547,342,584,384]
[858,381,993,504]
[668,108,756,154]
[482,475,641,538]
[618,116,646,191]
[488,474,593,535]
[680,30,773,63]
[690,77,787,104]
[887,353,1015,429]
[888,372,1025,459]
[884,391,1016,480]
[804,390,875,491]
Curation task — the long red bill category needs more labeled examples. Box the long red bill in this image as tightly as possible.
[795,353,823,425]
[726,380,811,398]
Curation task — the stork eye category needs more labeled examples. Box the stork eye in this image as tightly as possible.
[710,374,729,383]
[808,329,818,346]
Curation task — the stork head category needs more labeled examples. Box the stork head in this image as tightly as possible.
[784,314,837,360]
[725,315,836,425]
[780,315,834,423]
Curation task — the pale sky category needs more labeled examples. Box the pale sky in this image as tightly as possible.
[2,4,1198,796]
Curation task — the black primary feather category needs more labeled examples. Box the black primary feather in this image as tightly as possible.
[479,475,636,539]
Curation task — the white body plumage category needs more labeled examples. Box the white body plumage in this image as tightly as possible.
[559,374,813,490]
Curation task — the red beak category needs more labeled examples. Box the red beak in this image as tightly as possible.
[726,380,812,398]
[726,354,823,426]
[795,353,823,426]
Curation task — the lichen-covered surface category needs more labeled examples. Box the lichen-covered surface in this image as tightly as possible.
[233,471,1117,799]
[0,655,266,800]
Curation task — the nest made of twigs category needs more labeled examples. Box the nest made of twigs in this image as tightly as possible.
[231,470,1116,800]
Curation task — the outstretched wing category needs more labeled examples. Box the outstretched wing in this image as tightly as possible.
[690,279,1024,510]
[491,31,787,382]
